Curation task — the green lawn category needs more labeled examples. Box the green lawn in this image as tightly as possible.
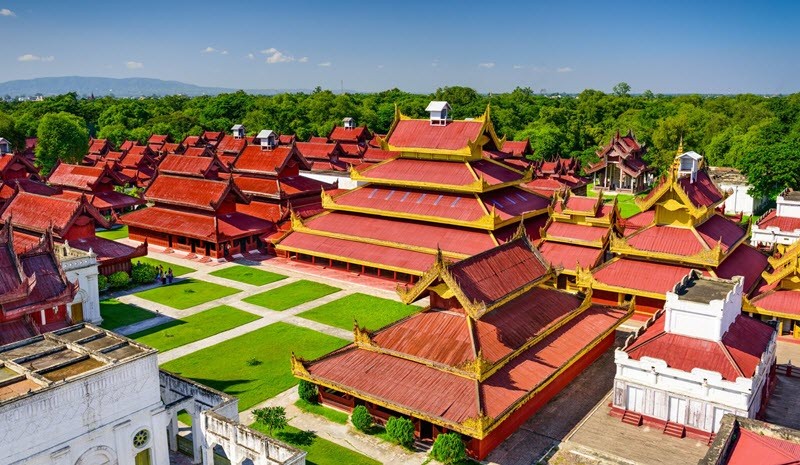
[135,278,240,310]
[128,306,260,352]
[100,298,157,330]
[134,257,195,277]
[96,225,128,240]
[243,280,340,311]
[209,265,287,286]
[251,423,379,465]
[586,183,642,218]
[161,322,347,410]
[297,293,420,331]
[294,399,348,425]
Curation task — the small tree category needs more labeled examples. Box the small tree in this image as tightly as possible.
[131,263,157,284]
[613,81,631,97]
[297,380,319,404]
[351,405,372,432]
[253,406,288,437]
[385,416,415,448]
[431,433,467,464]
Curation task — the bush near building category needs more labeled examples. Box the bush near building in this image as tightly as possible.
[431,433,468,465]
[385,417,415,449]
[298,380,319,404]
[131,262,157,284]
[108,271,130,289]
[351,405,373,432]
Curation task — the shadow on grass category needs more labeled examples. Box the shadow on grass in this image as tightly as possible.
[277,429,317,446]
[167,376,254,397]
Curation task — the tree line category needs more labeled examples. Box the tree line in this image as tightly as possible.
[0,85,798,198]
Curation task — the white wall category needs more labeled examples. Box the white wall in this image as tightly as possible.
[1,355,170,465]
[719,183,765,215]
[299,171,362,190]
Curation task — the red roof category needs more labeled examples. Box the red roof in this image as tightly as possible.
[333,187,487,222]
[625,314,773,381]
[88,139,109,154]
[144,175,243,211]
[593,258,697,295]
[278,231,436,273]
[447,238,549,305]
[148,134,170,145]
[215,135,247,154]
[157,154,227,178]
[329,126,371,143]
[294,142,341,160]
[182,146,215,157]
[68,235,146,263]
[47,164,119,191]
[501,140,531,156]
[538,241,605,270]
[750,289,800,316]
[361,147,394,162]
[679,171,724,208]
[471,160,522,184]
[696,214,745,252]
[307,136,329,144]
[121,206,272,241]
[715,244,769,294]
[0,179,60,200]
[626,225,705,256]
[726,428,800,465]
[54,189,143,211]
[481,187,550,220]
[756,209,800,232]
[387,120,484,151]
[233,175,325,198]
[622,210,655,236]
[304,212,497,256]
[545,221,609,242]
[0,192,109,234]
[357,159,473,186]
[233,146,309,174]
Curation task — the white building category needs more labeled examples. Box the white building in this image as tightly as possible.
[751,187,800,250]
[0,324,305,465]
[708,166,768,215]
[612,271,776,439]
[57,242,102,325]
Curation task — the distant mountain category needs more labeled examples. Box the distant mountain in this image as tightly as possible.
[0,76,306,98]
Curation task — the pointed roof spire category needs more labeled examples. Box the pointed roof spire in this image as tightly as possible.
[677,135,684,155]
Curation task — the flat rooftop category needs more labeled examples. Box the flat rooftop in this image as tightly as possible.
[0,324,155,405]
[675,275,735,304]
[783,190,800,201]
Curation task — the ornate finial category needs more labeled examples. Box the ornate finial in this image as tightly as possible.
[677,135,684,155]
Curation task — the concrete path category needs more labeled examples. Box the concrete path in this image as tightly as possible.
[241,386,433,465]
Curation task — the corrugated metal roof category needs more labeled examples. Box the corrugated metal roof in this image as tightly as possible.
[388,120,483,151]
[545,222,609,242]
[593,258,696,294]
[750,289,800,316]
[727,428,800,465]
[538,241,604,270]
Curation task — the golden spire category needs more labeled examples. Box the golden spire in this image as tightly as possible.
[676,135,684,155]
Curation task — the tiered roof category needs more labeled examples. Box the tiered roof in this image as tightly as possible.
[585,130,649,178]
[275,105,551,275]
[0,225,77,327]
[747,241,800,318]
[47,163,143,211]
[293,237,630,438]
[158,153,229,179]
[537,191,620,273]
[523,156,587,197]
[578,153,769,306]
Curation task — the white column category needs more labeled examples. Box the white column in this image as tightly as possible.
[151,409,171,465]
[114,420,134,465]
[167,413,178,452]
[190,407,203,464]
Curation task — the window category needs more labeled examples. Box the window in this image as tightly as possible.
[133,429,150,449]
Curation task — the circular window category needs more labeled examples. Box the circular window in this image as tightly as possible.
[133,429,150,449]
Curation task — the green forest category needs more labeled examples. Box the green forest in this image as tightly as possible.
[1,85,799,198]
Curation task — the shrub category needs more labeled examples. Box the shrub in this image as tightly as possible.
[351,405,372,432]
[385,416,415,448]
[298,380,318,404]
[431,433,467,464]
[253,406,288,436]
[131,263,157,284]
[108,271,130,290]
[98,274,109,291]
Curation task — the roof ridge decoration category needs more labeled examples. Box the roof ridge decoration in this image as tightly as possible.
[608,228,724,266]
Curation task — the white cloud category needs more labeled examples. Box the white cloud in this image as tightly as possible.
[298,56,308,63]
[221,50,229,55]
[377,64,384,69]
[247,53,255,60]
[0,8,15,16]
[479,62,495,69]
[557,66,573,73]
[18,54,54,62]
[201,46,216,53]
[513,64,524,69]
[318,61,332,67]
[261,47,299,64]
[125,61,143,69]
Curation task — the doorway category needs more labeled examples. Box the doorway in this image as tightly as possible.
[626,385,644,413]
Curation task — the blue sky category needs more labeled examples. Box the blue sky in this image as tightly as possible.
[1,0,798,94]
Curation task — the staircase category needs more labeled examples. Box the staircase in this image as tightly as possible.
[706,433,717,446]
[621,410,643,427]
[663,422,686,438]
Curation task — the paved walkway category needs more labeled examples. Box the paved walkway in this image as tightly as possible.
[241,386,433,465]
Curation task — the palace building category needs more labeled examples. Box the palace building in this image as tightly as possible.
[293,235,631,460]
[47,162,144,214]
[612,271,776,441]
[585,130,653,194]
[537,191,621,286]
[274,103,551,282]
[751,187,800,251]
[701,416,800,465]
[0,190,146,275]
[576,150,769,318]
[524,156,588,197]
[746,240,800,339]
[0,150,47,201]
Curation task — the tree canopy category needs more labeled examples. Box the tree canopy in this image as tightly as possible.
[34,112,89,175]
[2,87,798,198]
